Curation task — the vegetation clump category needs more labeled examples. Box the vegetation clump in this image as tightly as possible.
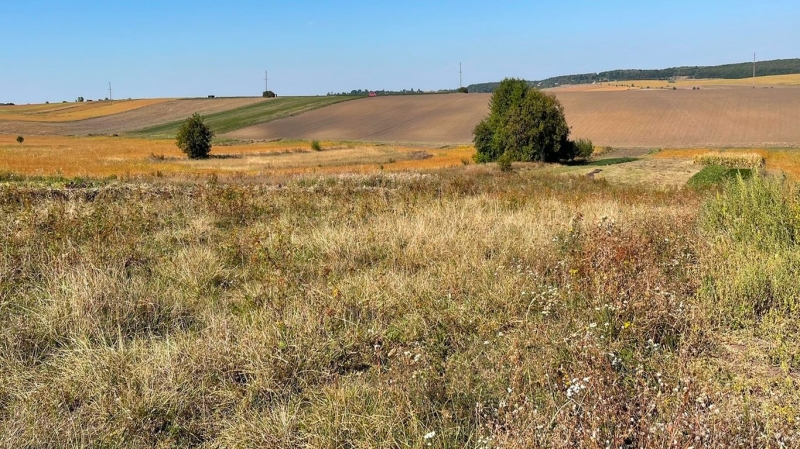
[311,140,322,151]
[693,151,764,169]
[176,113,215,159]
[16,135,24,145]
[473,78,588,164]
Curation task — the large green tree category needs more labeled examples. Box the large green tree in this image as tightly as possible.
[473,78,579,163]
[176,113,215,159]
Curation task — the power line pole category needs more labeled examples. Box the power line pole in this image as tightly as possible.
[265,70,268,93]
[459,63,462,88]
[108,82,113,104]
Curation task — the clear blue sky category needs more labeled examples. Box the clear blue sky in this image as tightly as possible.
[2,0,798,103]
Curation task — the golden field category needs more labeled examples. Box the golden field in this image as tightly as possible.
[0,99,169,122]
[0,134,474,178]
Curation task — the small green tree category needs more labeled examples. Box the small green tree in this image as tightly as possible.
[176,113,215,159]
[262,91,276,98]
[311,140,322,151]
[16,136,24,145]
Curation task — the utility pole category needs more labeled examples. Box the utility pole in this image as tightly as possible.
[108,82,113,104]
[753,53,756,88]
[459,63,463,88]
[265,70,268,93]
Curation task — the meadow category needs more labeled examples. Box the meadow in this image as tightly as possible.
[3,88,800,446]
[2,163,800,447]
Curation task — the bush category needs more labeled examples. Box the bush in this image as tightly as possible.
[262,91,276,98]
[16,136,24,145]
[457,87,468,93]
[497,152,513,172]
[472,78,575,163]
[311,140,322,151]
[572,138,594,159]
[699,174,800,326]
[176,113,215,159]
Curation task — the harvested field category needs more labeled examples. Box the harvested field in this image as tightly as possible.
[226,93,491,144]
[550,74,800,92]
[0,134,473,178]
[227,88,800,148]
[0,99,169,122]
[0,98,267,136]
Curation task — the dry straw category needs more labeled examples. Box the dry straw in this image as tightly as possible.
[693,151,764,169]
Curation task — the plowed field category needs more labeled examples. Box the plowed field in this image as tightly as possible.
[226,94,492,144]
[228,89,800,148]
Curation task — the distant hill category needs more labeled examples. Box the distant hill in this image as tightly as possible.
[467,58,800,93]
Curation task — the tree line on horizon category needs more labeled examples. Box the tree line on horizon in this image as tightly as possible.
[467,58,800,92]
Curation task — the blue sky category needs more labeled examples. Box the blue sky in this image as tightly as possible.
[2,0,798,103]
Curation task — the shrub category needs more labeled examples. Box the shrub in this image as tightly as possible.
[473,78,576,163]
[16,135,24,145]
[497,152,513,172]
[262,91,276,98]
[176,113,215,159]
[699,174,800,326]
[457,87,468,93]
[311,140,322,151]
[572,138,594,159]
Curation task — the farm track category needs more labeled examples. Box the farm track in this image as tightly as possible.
[0,98,267,136]
[228,89,800,148]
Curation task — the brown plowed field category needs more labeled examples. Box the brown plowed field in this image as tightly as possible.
[228,89,800,148]
[226,94,492,144]
[0,98,266,136]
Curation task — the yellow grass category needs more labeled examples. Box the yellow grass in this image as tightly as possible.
[0,134,475,178]
[693,151,764,169]
[655,148,800,179]
[0,99,170,122]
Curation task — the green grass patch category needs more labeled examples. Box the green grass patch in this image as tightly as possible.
[586,157,638,166]
[128,96,360,139]
[687,164,753,189]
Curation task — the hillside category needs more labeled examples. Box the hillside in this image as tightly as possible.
[468,58,800,92]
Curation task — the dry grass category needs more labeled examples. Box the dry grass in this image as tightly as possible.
[0,99,169,122]
[693,151,764,169]
[0,134,474,178]
[2,168,800,446]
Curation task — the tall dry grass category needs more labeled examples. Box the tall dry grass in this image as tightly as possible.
[0,168,797,447]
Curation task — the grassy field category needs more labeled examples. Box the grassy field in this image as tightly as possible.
[0,99,170,122]
[130,96,360,139]
[2,165,800,447]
